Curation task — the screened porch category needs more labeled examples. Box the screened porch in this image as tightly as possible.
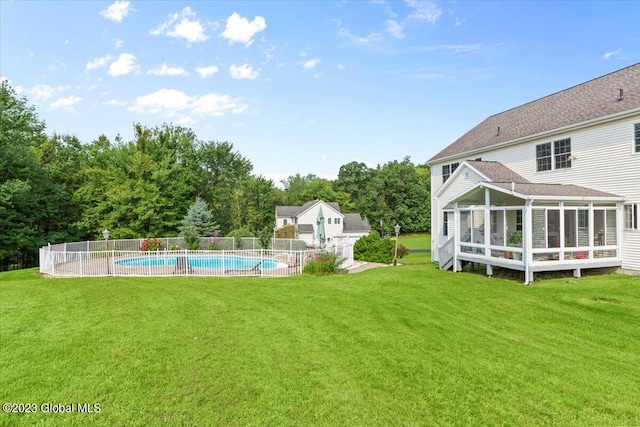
[444,183,623,284]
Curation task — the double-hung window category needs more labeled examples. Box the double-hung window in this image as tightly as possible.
[536,138,571,171]
[635,123,640,153]
[536,143,552,171]
[442,165,451,183]
[554,138,572,169]
[624,203,638,230]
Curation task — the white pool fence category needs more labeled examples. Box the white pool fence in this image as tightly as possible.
[39,237,353,277]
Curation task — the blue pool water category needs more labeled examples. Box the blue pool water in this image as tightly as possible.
[115,255,280,270]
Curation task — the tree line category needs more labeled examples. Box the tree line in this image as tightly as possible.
[0,81,431,270]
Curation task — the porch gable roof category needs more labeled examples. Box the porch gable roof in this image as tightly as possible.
[435,160,530,198]
[453,181,624,204]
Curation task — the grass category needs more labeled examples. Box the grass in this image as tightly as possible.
[1,266,639,426]
[397,233,431,264]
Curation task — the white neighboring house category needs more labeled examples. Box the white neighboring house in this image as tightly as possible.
[428,63,640,283]
[275,200,371,247]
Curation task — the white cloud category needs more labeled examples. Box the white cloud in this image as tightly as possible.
[86,55,113,70]
[302,58,321,70]
[229,64,259,79]
[50,96,82,110]
[195,65,219,78]
[100,1,133,23]
[130,88,248,118]
[177,116,196,125]
[337,64,345,71]
[103,99,126,106]
[147,63,189,76]
[29,84,70,102]
[221,12,266,45]
[114,39,123,48]
[405,0,442,24]
[385,19,405,39]
[337,27,382,45]
[150,7,208,43]
[603,49,621,59]
[108,53,139,76]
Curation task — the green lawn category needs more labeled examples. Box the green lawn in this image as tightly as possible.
[397,233,431,264]
[1,266,639,426]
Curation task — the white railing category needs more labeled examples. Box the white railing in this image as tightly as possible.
[39,240,353,277]
[439,236,455,270]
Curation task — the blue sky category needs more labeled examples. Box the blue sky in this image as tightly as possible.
[2,1,639,184]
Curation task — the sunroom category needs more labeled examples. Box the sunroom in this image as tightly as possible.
[441,182,624,284]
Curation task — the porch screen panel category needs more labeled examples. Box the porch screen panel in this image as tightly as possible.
[577,209,589,247]
[547,210,560,248]
[460,211,471,242]
[594,210,605,246]
[564,210,577,248]
[532,209,546,248]
[472,210,485,245]
[606,210,617,245]
[490,210,505,246]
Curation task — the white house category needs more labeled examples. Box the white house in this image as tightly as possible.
[428,63,640,283]
[275,200,371,247]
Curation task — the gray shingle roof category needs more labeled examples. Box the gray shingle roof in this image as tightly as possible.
[297,224,314,233]
[343,213,371,232]
[430,63,640,162]
[466,160,530,183]
[276,200,342,217]
[490,182,622,199]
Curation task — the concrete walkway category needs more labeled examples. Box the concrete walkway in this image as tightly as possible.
[346,261,389,273]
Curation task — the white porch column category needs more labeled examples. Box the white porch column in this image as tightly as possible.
[524,200,533,285]
[484,188,491,257]
[559,201,565,261]
[453,202,460,272]
[616,201,623,260]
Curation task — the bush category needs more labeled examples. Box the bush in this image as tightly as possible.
[140,237,162,251]
[182,226,201,250]
[303,252,346,276]
[353,231,394,263]
[227,227,254,249]
[394,244,409,259]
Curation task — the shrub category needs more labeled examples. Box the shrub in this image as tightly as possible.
[303,252,346,276]
[394,244,410,259]
[353,231,394,263]
[182,226,201,250]
[140,237,162,251]
[227,227,254,249]
[275,224,296,239]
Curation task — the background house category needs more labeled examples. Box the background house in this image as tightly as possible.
[275,200,371,247]
[428,63,640,280]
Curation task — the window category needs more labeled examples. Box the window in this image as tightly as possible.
[554,138,572,169]
[516,210,523,232]
[451,162,460,174]
[536,143,552,171]
[327,218,332,225]
[635,123,640,153]
[335,218,341,225]
[442,164,451,183]
[578,210,588,228]
[625,203,638,229]
[283,219,287,225]
[443,212,449,237]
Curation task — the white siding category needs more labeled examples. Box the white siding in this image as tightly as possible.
[431,165,485,261]
[296,202,345,246]
[430,113,640,270]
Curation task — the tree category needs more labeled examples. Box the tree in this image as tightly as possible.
[181,198,219,237]
[0,81,48,269]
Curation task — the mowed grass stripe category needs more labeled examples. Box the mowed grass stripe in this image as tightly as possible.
[1,266,639,426]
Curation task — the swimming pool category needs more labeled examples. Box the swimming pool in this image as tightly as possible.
[115,255,283,270]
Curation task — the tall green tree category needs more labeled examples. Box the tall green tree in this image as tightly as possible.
[0,81,50,269]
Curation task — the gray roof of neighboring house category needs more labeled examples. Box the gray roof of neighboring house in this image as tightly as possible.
[465,160,530,183]
[430,63,640,163]
[275,200,341,217]
[297,224,314,233]
[343,213,371,232]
